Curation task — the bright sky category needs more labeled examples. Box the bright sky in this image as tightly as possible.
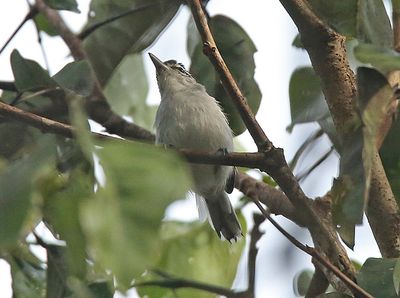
[0,1,381,297]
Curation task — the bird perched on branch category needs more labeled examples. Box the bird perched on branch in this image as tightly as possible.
[149,53,242,241]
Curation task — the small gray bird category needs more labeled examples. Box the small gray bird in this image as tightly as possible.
[149,53,242,241]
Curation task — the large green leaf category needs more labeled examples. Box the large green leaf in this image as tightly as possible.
[52,60,95,96]
[307,0,392,47]
[10,50,56,92]
[138,216,246,298]
[80,141,191,291]
[358,258,400,298]
[103,53,154,129]
[288,67,330,130]
[189,15,261,135]
[354,43,400,73]
[0,138,55,246]
[83,0,181,86]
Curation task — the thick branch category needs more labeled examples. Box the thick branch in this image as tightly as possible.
[279,0,400,258]
[187,0,271,151]
[393,0,400,52]
[34,0,154,142]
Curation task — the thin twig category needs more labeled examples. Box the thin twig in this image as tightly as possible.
[0,6,38,55]
[296,147,334,182]
[252,200,373,298]
[187,0,271,151]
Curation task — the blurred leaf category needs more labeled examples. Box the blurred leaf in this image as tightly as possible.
[104,54,152,128]
[307,0,357,37]
[318,116,341,150]
[307,0,392,47]
[0,137,55,246]
[43,0,80,13]
[292,34,303,49]
[88,281,114,298]
[10,49,56,92]
[288,67,329,131]
[189,15,261,135]
[53,61,95,96]
[80,141,191,290]
[358,258,400,298]
[41,169,93,279]
[354,43,400,73]
[138,214,246,298]
[0,122,39,159]
[318,294,353,298]
[9,253,46,298]
[293,269,313,296]
[186,16,200,58]
[83,0,181,86]
[395,258,400,295]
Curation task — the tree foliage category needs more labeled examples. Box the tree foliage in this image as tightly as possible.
[0,0,399,297]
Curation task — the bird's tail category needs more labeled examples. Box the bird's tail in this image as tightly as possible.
[196,193,242,241]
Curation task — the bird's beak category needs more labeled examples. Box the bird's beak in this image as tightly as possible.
[149,53,168,72]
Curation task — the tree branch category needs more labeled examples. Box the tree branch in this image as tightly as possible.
[393,0,400,52]
[279,0,400,258]
[34,0,155,142]
[187,0,271,151]
[305,265,329,298]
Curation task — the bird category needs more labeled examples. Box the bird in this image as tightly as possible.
[149,53,242,241]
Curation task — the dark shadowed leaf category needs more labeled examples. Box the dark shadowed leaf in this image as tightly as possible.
[138,215,246,298]
[44,0,80,13]
[189,15,261,135]
[318,294,353,298]
[288,67,329,130]
[52,60,95,96]
[46,245,69,298]
[358,258,400,298]
[11,50,56,92]
[83,0,181,86]
[0,138,55,246]
[357,0,393,48]
[81,141,191,291]
[380,119,400,201]
[8,245,46,298]
[354,43,400,73]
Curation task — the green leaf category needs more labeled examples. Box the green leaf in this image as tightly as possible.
[288,67,330,130]
[80,141,191,290]
[357,0,393,48]
[354,43,400,73]
[83,0,181,86]
[307,0,357,37]
[10,50,56,92]
[293,269,313,296]
[138,215,246,298]
[0,137,56,246]
[394,258,400,295]
[317,293,353,298]
[43,0,80,13]
[103,54,152,128]
[52,60,95,96]
[358,258,400,298]
[189,15,261,135]
[307,0,392,47]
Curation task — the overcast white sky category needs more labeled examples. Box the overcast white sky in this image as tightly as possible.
[0,1,381,297]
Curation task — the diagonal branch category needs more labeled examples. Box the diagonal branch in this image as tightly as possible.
[187,0,271,152]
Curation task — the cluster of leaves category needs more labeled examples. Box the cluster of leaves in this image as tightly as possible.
[289,1,400,297]
[0,0,255,297]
